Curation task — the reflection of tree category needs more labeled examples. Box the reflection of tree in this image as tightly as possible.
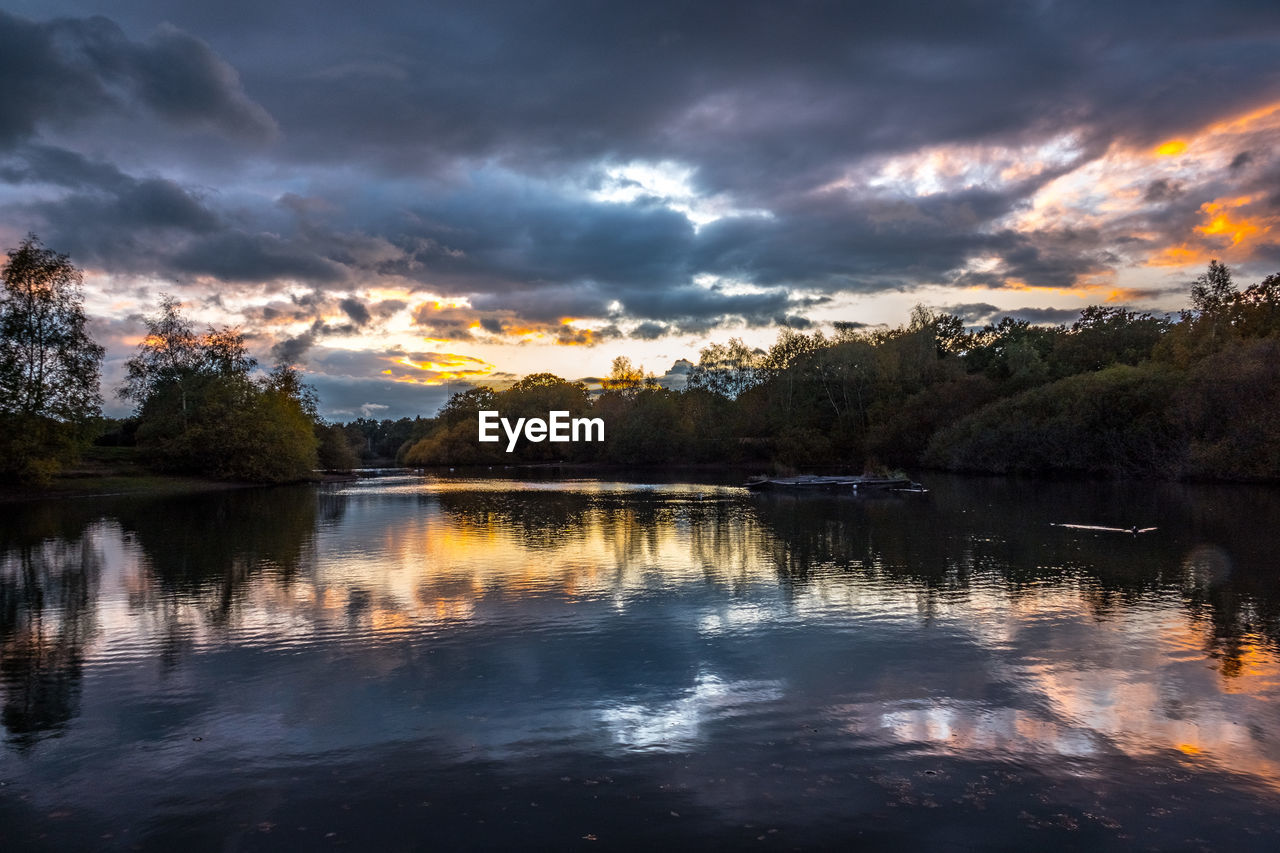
[0,531,100,747]
[433,486,759,583]
[434,489,590,551]
[117,486,321,625]
[749,475,1280,660]
[1179,543,1280,679]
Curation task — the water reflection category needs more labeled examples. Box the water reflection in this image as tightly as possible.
[0,533,98,746]
[600,672,785,753]
[1,474,1280,848]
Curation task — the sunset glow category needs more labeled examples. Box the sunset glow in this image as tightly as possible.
[1,2,1278,419]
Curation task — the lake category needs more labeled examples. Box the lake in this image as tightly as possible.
[3,473,1280,850]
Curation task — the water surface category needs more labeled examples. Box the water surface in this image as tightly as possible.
[3,474,1280,850]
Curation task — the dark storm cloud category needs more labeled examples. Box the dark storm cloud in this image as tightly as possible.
[939,303,1085,327]
[1230,152,1254,171]
[33,175,220,249]
[691,185,1054,291]
[3,144,218,236]
[339,297,372,326]
[270,321,323,365]
[1,144,132,189]
[1144,179,1183,203]
[3,144,230,273]
[995,231,1121,291]
[2,0,1279,375]
[0,10,275,147]
[630,322,669,340]
[151,0,1276,194]
[170,231,346,283]
[394,191,699,296]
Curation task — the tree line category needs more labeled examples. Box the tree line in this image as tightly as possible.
[6,232,1280,485]
[1,236,322,485]
[399,259,1280,480]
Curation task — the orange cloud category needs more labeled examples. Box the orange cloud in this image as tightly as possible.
[1149,195,1274,267]
[1154,138,1188,157]
[379,350,494,385]
[1104,287,1161,303]
[1196,196,1261,246]
[1204,99,1280,136]
[410,300,623,346]
[1149,244,1211,267]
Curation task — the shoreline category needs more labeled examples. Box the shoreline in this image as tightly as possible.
[0,470,359,504]
[7,460,1278,504]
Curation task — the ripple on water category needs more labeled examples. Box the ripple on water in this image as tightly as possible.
[5,475,1280,849]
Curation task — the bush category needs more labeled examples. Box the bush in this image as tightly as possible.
[924,365,1184,477]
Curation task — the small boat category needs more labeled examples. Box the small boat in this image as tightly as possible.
[744,475,920,492]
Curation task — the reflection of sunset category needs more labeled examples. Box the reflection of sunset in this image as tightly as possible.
[12,479,1280,800]
[838,589,1280,787]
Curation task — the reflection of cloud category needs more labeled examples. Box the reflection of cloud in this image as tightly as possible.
[23,479,1280,799]
[599,673,784,753]
[802,581,1280,790]
[875,700,1103,757]
[698,603,777,634]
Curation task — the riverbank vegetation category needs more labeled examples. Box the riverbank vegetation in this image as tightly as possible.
[401,260,1280,480]
[2,236,328,489]
[6,231,1280,487]
[115,296,320,483]
[0,237,104,486]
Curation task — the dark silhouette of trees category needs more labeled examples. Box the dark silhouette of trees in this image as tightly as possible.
[601,356,645,398]
[392,260,1280,482]
[687,338,763,399]
[1191,259,1236,314]
[0,236,104,485]
[120,296,318,482]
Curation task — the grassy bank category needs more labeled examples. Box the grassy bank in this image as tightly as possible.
[0,446,296,503]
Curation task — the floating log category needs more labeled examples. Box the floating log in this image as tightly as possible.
[1051,523,1158,534]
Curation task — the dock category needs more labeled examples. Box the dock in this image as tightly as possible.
[744,475,925,492]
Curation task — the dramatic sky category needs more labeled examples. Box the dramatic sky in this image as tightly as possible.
[3,1,1280,419]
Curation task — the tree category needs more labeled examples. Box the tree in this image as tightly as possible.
[436,387,497,427]
[687,338,762,398]
[0,235,104,484]
[121,297,318,482]
[1191,259,1236,315]
[316,422,361,471]
[1053,306,1168,374]
[601,356,644,398]
[119,294,201,419]
[0,235,104,421]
